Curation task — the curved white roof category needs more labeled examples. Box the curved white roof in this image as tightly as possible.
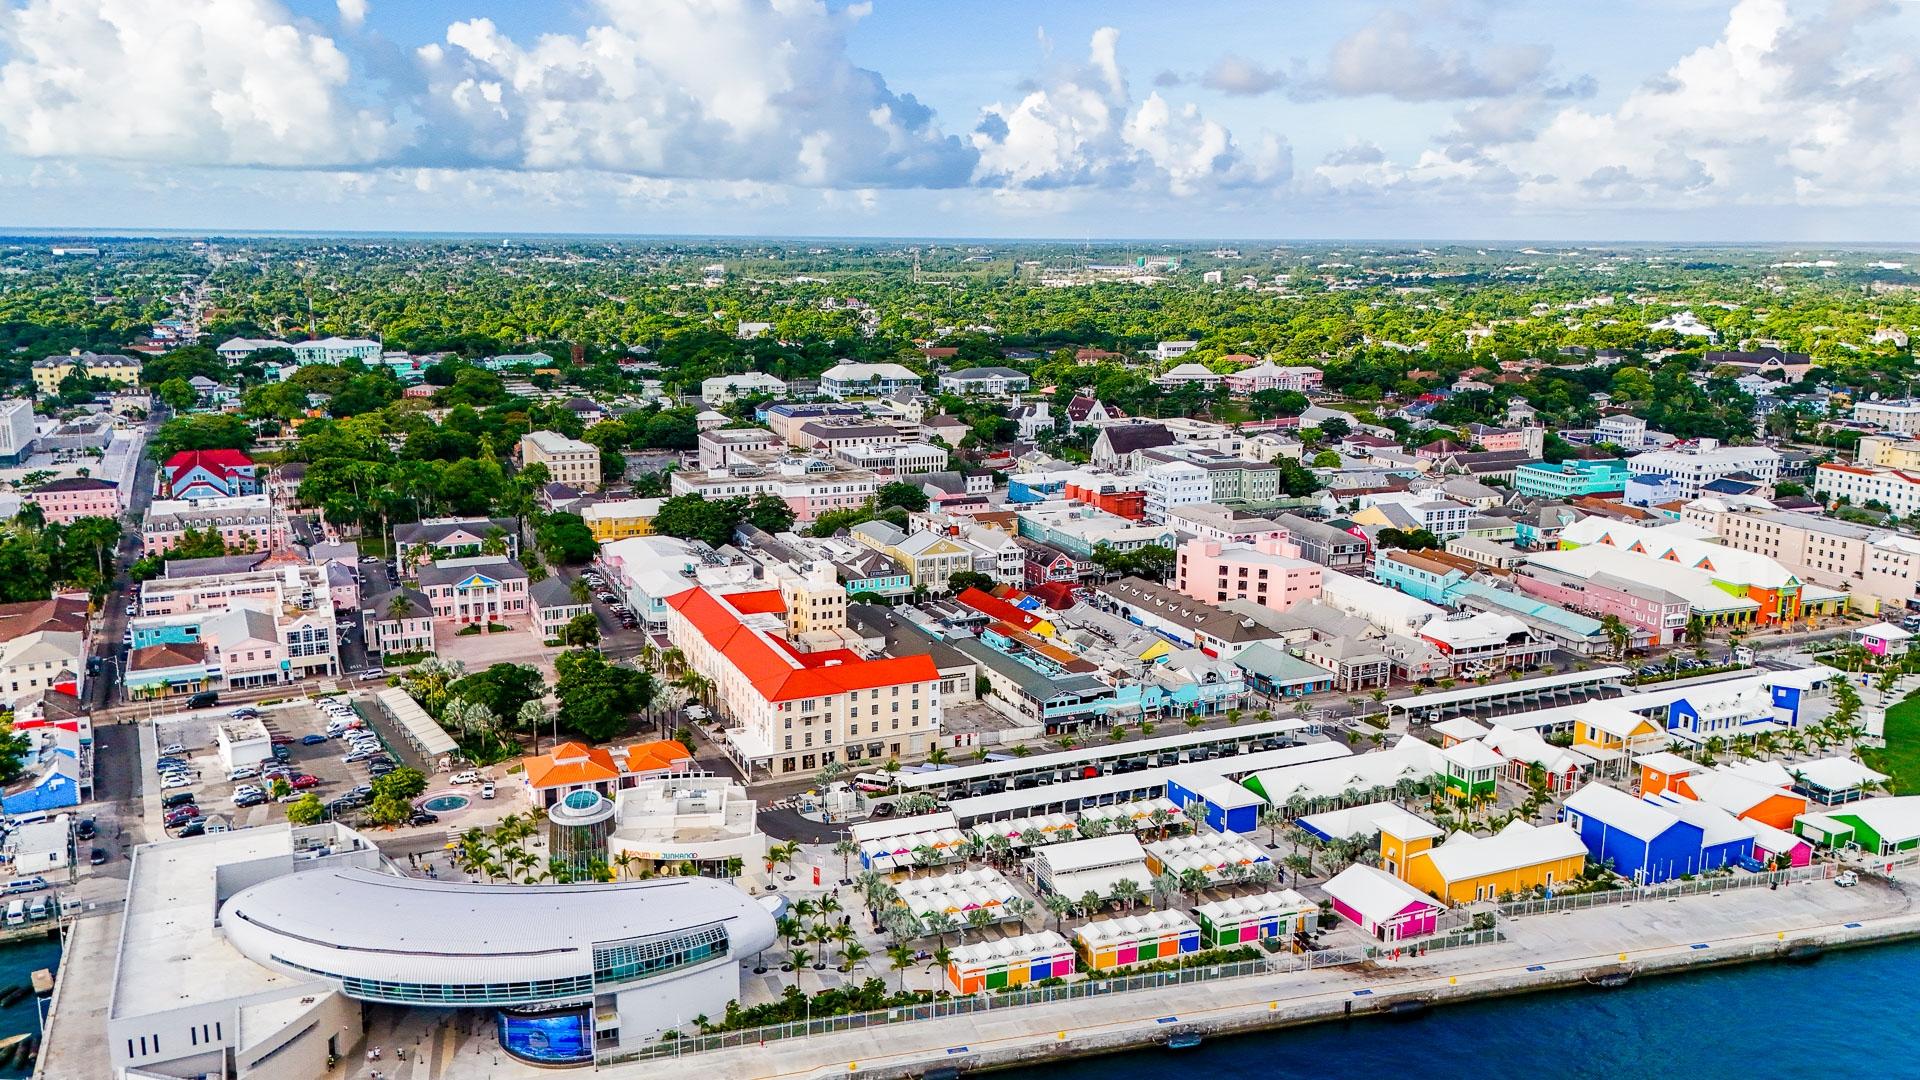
[220,868,775,993]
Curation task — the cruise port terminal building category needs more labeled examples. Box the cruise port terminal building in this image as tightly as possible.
[105,822,777,1077]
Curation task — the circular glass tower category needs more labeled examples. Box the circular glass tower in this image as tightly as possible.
[546,789,616,883]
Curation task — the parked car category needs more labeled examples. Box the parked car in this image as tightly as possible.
[449,771,481,785]
[159,742,187,756]
[234,792,268,808]
[89,848,109,866]
[290,774,321,789]
[480,782,496,799]
[360,667,386,680]
[176,822,206,838]
[160,774,193,790]
[1837,871,1860,887]
[186,691,220,709]
[2,877,49,895]
[164,806,200,826]
[301,734,328,746]
[407,811,440,827]
[74,818,95,840]
[162,791,196,809]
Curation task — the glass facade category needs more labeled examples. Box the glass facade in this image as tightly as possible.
[592,924,729,985]
[547,789,616,882]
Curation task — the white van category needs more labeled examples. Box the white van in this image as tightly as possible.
[25,896,47,921]
[4,900,23,927]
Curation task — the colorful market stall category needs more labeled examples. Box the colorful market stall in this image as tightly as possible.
[1073,910,1202,971]
[893,868,1023,923]
[1192,890,1318,948]
[1077,797,1183,836]
[853,811,969,872]
[946,931,1076,993]
[1143,832,1271,884]
[967,812,1078,850]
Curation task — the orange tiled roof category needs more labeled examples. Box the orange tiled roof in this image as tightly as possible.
[667,586,937,702]
[522,741,620,789]
[620,739,693,774]
[722,589,788,615]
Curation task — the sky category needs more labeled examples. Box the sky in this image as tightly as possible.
[1,0,1918,241]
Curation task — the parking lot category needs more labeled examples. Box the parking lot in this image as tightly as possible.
[148,695,409,836]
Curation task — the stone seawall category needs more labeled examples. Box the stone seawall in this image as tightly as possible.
[835,909,1920,1080]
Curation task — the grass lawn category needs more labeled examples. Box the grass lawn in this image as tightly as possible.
[1861,690,1920,794]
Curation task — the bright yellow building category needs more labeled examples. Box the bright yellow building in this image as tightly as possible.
[1570,702,1666,759]
[582,497,664,541]
[33,350,142,395]
[1399,820,1587,904]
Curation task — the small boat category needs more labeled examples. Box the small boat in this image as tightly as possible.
[30,968,51,996]
[1163,1028,1204,1050]
[1585,967,1634,988]
[0,985,29,1007]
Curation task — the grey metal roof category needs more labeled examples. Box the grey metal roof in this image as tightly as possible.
[950,637,1106,700]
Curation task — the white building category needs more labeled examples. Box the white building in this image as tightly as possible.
[819,362,922,399]
[1320,572,1447,637]
[1154,340,1199,361]
[1154,363,1223,390]
[1625,440,1781,499]
[215,337,292,363]
[936,367,1030,397]
[701,371,788,403]
[289,337,381,364]
[103,822,776,1078]
[669,451,880,523]
[1224,362,1324,394]
[1143,460,1214,523]
[1854,399,1920,435]
[1816,463,1920,518]
[1596,414,1648,448]
[0,399,33,465]
[607,774,767,876]
[833,441,950,476]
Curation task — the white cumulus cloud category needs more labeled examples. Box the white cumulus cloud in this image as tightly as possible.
[416,0,976,187]
[0,0,403,166]
[971,28,1288,195]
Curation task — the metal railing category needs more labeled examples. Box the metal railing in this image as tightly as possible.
[597,952,1352,1067]
[1497,863,1834,918]
[1363,926,1501,959]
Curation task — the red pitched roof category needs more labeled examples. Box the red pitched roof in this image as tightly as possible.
[667,587,936,702]
[956,587,1042,631]
[721,589,787,615]
[163,448,255,473]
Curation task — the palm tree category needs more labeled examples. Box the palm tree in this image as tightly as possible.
[965,908,994,941]
[840,939,871,975]
[1150,870,1181,910]
[833,838,858,885]
[768,841,799,881]
[886,944,916,991]
[1177,867,1211,907]
[1283,852,1313,886]
[1077,890,1105,921]
[1111,878,1144,911]
[1258,804,1289,848]
[1043,893,1074,933]
[1005,896,1036,929]
[921,910,957,945]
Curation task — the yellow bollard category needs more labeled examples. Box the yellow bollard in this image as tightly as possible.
[1778,931,1786,940]
[1058,1031,1067,1040]
[1618,953,1627,962]
[1448,976,1457,985]
[849,1064,857,1072]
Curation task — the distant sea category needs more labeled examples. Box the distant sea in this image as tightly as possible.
[1000,938,1920,1080]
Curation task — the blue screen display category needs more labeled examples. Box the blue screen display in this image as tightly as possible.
[496,1007,593,1064]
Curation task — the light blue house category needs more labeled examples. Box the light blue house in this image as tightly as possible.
[1513,459,1630,501]
[1375,551,1466,605]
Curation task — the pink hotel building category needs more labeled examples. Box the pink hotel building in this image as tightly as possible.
[1175,537,1323,612]
[26,476,121,524]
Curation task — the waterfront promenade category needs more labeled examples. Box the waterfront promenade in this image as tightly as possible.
[271,871,1915,1080]
[611,874,1915,1080]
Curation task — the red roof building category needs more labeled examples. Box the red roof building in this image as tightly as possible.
[162,449,260,499]
[662,586,941,778]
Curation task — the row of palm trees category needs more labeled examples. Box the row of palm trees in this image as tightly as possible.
[770,895,872,978]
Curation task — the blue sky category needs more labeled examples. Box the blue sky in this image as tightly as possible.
[1,0,1916,240]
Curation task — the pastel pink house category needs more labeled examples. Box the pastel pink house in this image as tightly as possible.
[1510,563,1689,647]
[1174,536,1322,612]
[1749,821,1813,868]
[1323,864,1442,941]
[1853,621,1913,658]
[27,477,120,525]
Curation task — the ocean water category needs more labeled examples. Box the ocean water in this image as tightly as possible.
[1001,938,1920,1080]
[0,937,60,1080]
